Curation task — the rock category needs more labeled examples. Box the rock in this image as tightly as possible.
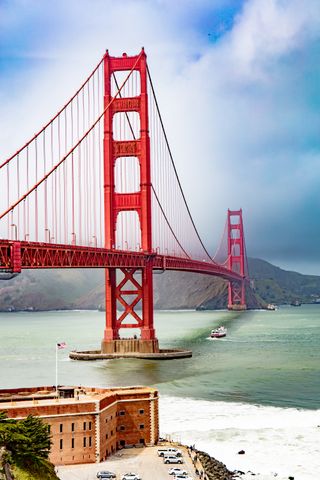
[288,477,294,480]
[189,446,234,480]
[238,450,245,455]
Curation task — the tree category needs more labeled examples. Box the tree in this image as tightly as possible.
[0,412,53,475]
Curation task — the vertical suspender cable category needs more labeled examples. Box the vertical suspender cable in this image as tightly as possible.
[6,163,9,238]
[88,90,91,244]
[26,146,29,239]
[50,123,54,240]
[43,131,48,240]
[98,65,102,246]
[147,66,213,261]
[16,154,20,239]
[35,137,38,242]
[57,116,61,242]
[71,101,75,243]
[64,108,68,243]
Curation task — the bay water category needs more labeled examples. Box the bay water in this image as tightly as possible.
[1,306,319,479]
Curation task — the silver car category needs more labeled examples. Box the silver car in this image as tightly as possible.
[97,472,116,479]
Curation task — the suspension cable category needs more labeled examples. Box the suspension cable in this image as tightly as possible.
[146,65,213,262]
[112,72,190,258]
[0,55,105,170]
[151,185,190,258]
[0,53,143,221]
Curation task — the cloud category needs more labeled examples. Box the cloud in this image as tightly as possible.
[226,0,320,81]
[1,0,320,273]
[160,0,320,271]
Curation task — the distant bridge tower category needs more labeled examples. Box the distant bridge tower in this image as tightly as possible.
[101,49,158,354]
[227,209,247,310]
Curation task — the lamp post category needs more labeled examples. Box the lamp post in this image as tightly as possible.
[10,224,17,240]
[45,228,51,243]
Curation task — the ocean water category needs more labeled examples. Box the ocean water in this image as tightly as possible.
[1,306,319,478]
[159,396,320,480]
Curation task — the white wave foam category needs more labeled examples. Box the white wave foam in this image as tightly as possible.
[159,396,320,480]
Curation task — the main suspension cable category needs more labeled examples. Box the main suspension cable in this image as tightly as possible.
[0,53,142,221]
[146,65,214,262]
[0,56,105,171]
[112,73,190,258]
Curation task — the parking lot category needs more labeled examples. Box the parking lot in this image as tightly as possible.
[57,445,195,480]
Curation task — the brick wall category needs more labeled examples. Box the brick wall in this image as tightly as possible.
[48,414,96,464]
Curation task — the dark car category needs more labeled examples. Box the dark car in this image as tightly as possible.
[96,472,116,479]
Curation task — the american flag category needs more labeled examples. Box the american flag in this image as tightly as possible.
[57,342,67,349]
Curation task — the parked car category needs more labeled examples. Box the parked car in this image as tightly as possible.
[121,473,141,480]
[163,455,183,464]
[174,475,193,480]
[168,468,188,476]
[96,472,116,479]
[158,448,182,457]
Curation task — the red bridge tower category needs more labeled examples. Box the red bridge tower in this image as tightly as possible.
[227,209,247,310]
[101,49,158,354]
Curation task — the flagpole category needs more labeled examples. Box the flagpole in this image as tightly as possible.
[55,343,58,397]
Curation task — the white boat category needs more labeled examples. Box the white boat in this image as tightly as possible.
[210,326,227,338]
[267,303,277,310]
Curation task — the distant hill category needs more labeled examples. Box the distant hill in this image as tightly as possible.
[248,258,320,305]
[0,258,319,311]
[0,269,103,311]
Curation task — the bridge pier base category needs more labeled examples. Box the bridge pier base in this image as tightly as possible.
[101,338,159,354]
[227,304,247,311]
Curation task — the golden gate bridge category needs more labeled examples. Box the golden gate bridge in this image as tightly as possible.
[0,49,249,356]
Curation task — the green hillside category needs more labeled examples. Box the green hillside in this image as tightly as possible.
[0,258,319,310]
[249,258,320,305]
[0,269,103,311]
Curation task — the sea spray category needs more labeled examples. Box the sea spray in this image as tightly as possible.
[159,395,319,480]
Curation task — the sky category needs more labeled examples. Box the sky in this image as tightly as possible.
[1,0,320,274]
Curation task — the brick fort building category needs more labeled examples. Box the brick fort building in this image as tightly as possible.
[0,385,159,465]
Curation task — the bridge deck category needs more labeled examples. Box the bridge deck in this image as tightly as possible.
[0,240,244,282]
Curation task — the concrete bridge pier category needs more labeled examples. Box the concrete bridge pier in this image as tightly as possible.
[101,338,159,354]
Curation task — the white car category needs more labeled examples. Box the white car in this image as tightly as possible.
[158,447,182,457]
[121,474,140,480]
[163,455,183,464]
[168,468,188,475]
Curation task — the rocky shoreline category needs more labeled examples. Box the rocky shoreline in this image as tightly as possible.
[189,447,296,480]
[189,447,236,480]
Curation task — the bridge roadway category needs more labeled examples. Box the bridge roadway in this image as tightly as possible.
[0,239,244,282]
